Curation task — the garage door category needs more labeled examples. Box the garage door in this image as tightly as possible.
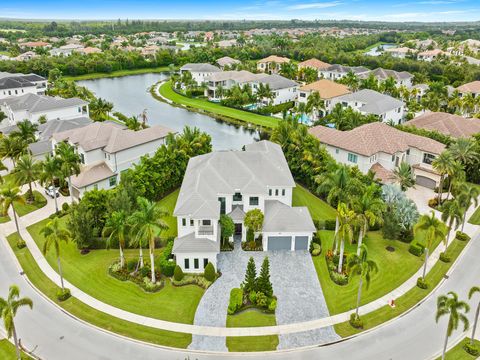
[267,236,292,251]
[416,176,436,189]
[294,236,309,250]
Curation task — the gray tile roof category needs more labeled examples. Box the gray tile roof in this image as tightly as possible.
[228,206,246,222]
[0,76,36,90]
[263,200,316,233]
[172,232,220,254]
[174,140,295,218]
[28,139,52,156]
[37,117,92,140]
[205,70,263,83]
[180,63,221,72]
[335,89,404,115]
[1,93,87,113]
[359,68,413,81]
[252,74,298,90]
[325,64,370,74]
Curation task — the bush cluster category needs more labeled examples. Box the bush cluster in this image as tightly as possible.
[349,313,364,329]
[324,219,336,231]
[311,243,321,256]
[439,252,451,263]
[455,231,470,242]
[228,288,244,315]
[172,274,213,289]
[158,240,176,277]
[464,342,480,356]
[416,277,428,289]
[204,262,216,282]
[56,288,71,301]
[428,198,439,208]
[174,265,184,281]
[16,239,26,249]
[108,262,164,292]
[409,243,424,257]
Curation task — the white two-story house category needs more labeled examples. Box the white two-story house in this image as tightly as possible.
[358,68,414,88]
[172,140,316,273]
[319,64,370,80]
[309,122,446,189]
[0,72,48,99]
[250,74,299,106]
[52,121,173,199]
[179,63,221,86]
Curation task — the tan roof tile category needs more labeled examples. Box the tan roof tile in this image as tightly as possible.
[406,112,480,138]
[457,81,480,94]
[299,79,350,99]
[298,58,330,70]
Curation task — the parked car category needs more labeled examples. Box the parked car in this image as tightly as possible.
[45,186,59,198]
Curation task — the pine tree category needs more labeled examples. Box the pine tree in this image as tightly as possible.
[243,257,257,293]
[258,257,273,297]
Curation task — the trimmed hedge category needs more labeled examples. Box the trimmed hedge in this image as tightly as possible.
[174,265,184,281]
[455,231,470,242]
[325,219,336,231]
[228,288,244,315]
[56,288,71,301]
[204,262,216,282]
[416,277,428,289]
[158,240,176,277]
[409,243,424,257]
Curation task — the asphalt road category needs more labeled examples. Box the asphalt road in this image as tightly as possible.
[0,231,478,360]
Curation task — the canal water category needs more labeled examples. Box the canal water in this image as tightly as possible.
[78,73,260,150]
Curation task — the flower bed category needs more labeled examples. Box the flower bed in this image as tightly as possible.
[171,274,214,289]
[108,262,164,293]
[227,287,277,315]
[325,250,349,285]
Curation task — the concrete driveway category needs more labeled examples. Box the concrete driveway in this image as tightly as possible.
[189,239,338,351]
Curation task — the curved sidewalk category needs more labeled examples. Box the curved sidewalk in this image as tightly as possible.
[1,184,479,338]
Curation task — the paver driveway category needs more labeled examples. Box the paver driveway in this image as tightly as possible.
[188,239,339,351]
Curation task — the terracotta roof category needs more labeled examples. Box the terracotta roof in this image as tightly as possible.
[406,112,480,138]
[299,79,351,99]
[309,122,445,157]
[385,47,412,54]
[370,163,396,184]
[457,81,480,94]
[298,58,330,70]
[257,55,290,64]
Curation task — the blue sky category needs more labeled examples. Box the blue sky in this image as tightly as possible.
[1,0,479,22]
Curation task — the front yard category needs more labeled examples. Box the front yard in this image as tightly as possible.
[468,205,480,225]
[15,190,47,217]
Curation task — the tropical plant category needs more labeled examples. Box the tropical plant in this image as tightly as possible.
[469,286,480,347]
[0,186,24,234]
[436,292,470,360]
[55,141,81,204]
[41,217,71,290]
[0,285,33,360]
[393,162,415,191]
[456,183,480,231]
[10,119,38,144]
[432,151,456,203]
[441,199,463,247]
[219,214,235,247]
[14,154,42,203]
[257,256,273,298]
[305,91,325,120]
[39,154,61,213]
[102,210,129,268]
[243,256,257,293]
[450,138,479,167]
[337,202,356,273]
[244,209,264,239]
[0,135,27,167]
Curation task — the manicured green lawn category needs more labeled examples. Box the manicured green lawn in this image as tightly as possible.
[14,191,47,217]
[158,189,179,239]
[0,339,29,360]
[292,184,336,222]
[5,233,192,348]
[435,338,480,360]
[64,66,174,81]
[27,215,204,324]
[226,309,278,352]
[0,214,10,223]
[334,237,468,337]
[158,81,279,129]
[468,205,480,225]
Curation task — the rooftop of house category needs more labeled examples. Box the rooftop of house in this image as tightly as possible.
[53,121,172,153]
[418,49,447,56]
[334,89,404,115]
[309,122,445,157]
[180,63,221,72]
[457,80,480,94]
[0,76,37,90]
[263,200,315,233]
[172,232,220,254]
[298,58,331,70]
[257,55,290,64]
[71,161,115,189]
[28,139,52,156]
[406,112,480,138]
[323,64,370,74]
[174,140,295,218]
[299,79,351,99]
[369,162,396,184]
[385,47,413,54]
[37,116,92,140]
[216,56,241,67]
[1,93,87,113]
[252,74,298,90]
[205,70,264,83]
[0,71,46,82]
[359,68,413,81]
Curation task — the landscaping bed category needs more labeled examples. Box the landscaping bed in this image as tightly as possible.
[435,338,480,360]
[15,191,47,217]
[0,339,30,360]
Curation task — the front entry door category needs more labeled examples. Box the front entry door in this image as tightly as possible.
[235,223,242,235]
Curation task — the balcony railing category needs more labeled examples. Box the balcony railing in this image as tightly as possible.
[198,225,214,235]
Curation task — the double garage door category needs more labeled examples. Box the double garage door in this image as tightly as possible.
[416,175,436,189]
[267,236,309,251]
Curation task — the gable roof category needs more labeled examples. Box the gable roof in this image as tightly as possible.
[334,89,404,115]
[216,56,241,67]
[298,58,330,70]
[205,70,263,83]
[309,122,445,157]
[180,63,221,72]
[1,93,87,113]
[257,55,290,64]
[0,76,36,90]
[37,117,92,140]
[299,79,351,99]
[252,74,298,90]
[457,81,480,94]
[406,112,480,138]
[172,232,219,254]
[359,68,413,81]
[263,200,316,233]
[174,140,295,218]
[71,161,115,188]
[323,64,370,74]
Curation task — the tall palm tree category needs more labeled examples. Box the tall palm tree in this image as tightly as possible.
[393,162,416,191]
[436,292,470,360]
[456,183,479,231]
[414,211,448,279]
[41,217,71,290]
[347,244,378,319]
[39,154,61,213]
[441,199,463,247]
[432,151,456,203]
[0,136,27,167]
[468,286,480,347]
[0,186,24,234]
[337,202,355,273]
[128,197,169,283]
[103,210,128,268]
[0,285,33,360]
[449,138,479,167]
[305,91,325,120]
[14,154,42,203]
[55,142,81,204]
[10,120,38,144]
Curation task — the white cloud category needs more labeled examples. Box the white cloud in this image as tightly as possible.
[287,2,342,10]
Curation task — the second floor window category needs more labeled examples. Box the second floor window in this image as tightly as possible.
[348,153,358,164]
[233,192,242,201]
[423,153,436,165]
[249,197,259,206]
[109,176,117,187]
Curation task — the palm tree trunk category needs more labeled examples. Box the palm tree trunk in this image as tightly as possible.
[150,250,156,283]
[357,228,364,256]
[68,175,74,204]
[445,227,451,250]
[462,213,466,232]
[333,216,339,254]
[446,182,452,201]
[355,277,363,318]
[139,247,144,268]
[471,302,480,345]
[119,246,125,268]
[337,238,345,273]
[57,256,65,290]
[422,248,429,279]
[52,180,59,213]
[442,325,449,360]
[12,322,21,360]
[11,204,20,234]
[27,181,33,203]
[438,175,444,203]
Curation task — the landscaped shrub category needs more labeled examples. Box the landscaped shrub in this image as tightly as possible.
[439,252,451,263]
[142,277,163,292]
[330,271,348,285]
[311,243,321,256]
[409,243,424,257]
[246,227,254,242]
[464,342,480,356]
[228,288,243,315]
[62,202,70,213]
[416,277,428,289]
[313,219,324,230]
[174,265,184,281]
[16,239,26,249]
[56,288,71,301]
[204,262,216,282]
[172,274,213,289]
[139,265,151,278]
[158,240,176,277]
[324,219,336,230]
[349,313,363,329]
[399,228,414,243]
[249,291,257,305]
[455,231,471,242]
[268,298,277,312]
[428,198,439,208]
[127,259,138,272]
[256,292,268,307]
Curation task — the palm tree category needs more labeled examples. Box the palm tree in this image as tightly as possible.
[0,186,24,234]
[433,151,456,203]
[347,244,378,319]
[39,154,61,213]
[456,183,480,231]
[436,292,470,360]
[0,285,33,360]
[393,162,415,191]
[441,199,463,247]
[0,136,27,167]
[103,210,128,268]
[14,154,41,203]
[414,211,448,279]
[41,217,71,290]
[10,120,38,144]
[128,197,169,283]
[469,286,480,347]
[337,202,355,273]
[306,91,325,120]
[55,142,81,204]
[449,138,479,167]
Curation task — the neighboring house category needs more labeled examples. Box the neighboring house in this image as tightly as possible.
[15,51,37,61]
[319,64,370,80]
[309,122,445,188]
[52,122,173,199]
[297,79,350,119]
[411,84,429,102]
[215,56,241,70]
[297,58,331,73]
[417,49,449,62]
[19,41,51,49]
[204,70,263,100]
[179,63,221,85]
[250,74,299,105]
[329,89,405,124]
[359,68,414,88]
[172,140,316,273]
[141,45,160,57]
[77,47,102,55]
[0,72,48,99]
[385,47,414,59]
[256,55,290,74]
[457,81,480,98]
[406,112,480,138]
[217,39,237,48]
[0,93,89,125]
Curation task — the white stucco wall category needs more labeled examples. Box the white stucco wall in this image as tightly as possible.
[175,252,217,273]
